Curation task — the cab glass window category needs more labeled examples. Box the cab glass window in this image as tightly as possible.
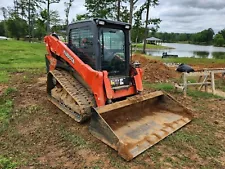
[69,27,96,69]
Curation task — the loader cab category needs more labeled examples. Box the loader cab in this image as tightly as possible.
[67,19,131,77]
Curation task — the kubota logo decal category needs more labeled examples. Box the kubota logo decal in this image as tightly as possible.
[64,50,74,64]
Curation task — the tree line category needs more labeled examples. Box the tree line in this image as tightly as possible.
[0,0,160,53]
[145,28,225,47]
[69,0,161,53]
[0,0,74,41]
[1,0,224,51]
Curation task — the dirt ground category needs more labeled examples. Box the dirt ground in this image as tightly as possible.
[0,56,225,168]
[132,54,180,83]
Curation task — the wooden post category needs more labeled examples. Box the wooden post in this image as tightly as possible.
[197,75,202,90]
[183,73,187,97]
[199,75,208,91]
[211,72,215,94]
[174,70,223,97]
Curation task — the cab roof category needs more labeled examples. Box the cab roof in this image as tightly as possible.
[69,18,131,27]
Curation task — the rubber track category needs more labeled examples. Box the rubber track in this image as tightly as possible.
[49,69,96,122]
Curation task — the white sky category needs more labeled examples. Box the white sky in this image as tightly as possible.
[0,0,225,33]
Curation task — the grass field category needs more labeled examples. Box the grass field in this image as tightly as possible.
[0,40,225,169]
[132,43,173,50]
[0,40,45,69]
[161,57,225,65]
[141,54,225,66]
[0,40,46,85]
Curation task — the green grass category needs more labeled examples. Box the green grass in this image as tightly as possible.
[132,43,173,50]
[61,130,88,148]
[0,156,17,169]
[0,71,9,83]
[187,78,197,83]
[0,99,13,134]
[165,128,223,159]
[0,40,46,82]
[138,53,225,65]
[0,100,13,124]
[143,81,222,99]
[0,39,224,168]
[143,82,174,92]
[188,90,222,99]
[0,87,16,132]
[162,57,225,65]
[0,40,45,70]
[4,87,17,96]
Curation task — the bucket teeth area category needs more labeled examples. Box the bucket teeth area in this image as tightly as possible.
[90,92,192,161]
[110,110,191,144]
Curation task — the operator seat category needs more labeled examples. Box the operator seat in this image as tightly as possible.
[68,39,96,69]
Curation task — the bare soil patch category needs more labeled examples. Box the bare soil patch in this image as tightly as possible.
[0,84,8,96]
[132,54,180,83]
[0,67,225,169]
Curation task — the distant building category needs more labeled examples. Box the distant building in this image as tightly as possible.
[146,37,162,45]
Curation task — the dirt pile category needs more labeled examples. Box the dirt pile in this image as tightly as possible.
[132,54,179,83]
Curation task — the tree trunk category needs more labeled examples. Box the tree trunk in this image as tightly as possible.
[28,0,31,42]
[47,0,50,34]
[66,14,69,27]
[142,0,150,54]
[65,0,73,27]
[129,0,133,25]
[117,0,121,21]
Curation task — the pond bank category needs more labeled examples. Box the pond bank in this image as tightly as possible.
[146,43,225,59]
[132,43,174,50]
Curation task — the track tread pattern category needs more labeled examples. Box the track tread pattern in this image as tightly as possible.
[50,69,96,122]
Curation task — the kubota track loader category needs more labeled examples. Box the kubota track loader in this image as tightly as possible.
[44,19,192,161]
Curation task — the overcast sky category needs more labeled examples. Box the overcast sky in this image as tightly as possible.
[0,0,225,33]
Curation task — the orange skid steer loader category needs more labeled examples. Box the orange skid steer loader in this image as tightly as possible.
[44,19,192,161]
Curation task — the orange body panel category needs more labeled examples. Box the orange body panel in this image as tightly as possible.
[134,68,143,91]
[44,35,143,107]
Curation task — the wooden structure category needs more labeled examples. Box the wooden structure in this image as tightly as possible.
[146,37,162,45]
[174,68,225,97]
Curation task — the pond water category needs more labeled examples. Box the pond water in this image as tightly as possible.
[145,43,225,59]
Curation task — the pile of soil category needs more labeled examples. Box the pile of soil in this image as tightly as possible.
[132,54,179,83]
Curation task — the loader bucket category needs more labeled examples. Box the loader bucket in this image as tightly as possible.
[89,91,193,161]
